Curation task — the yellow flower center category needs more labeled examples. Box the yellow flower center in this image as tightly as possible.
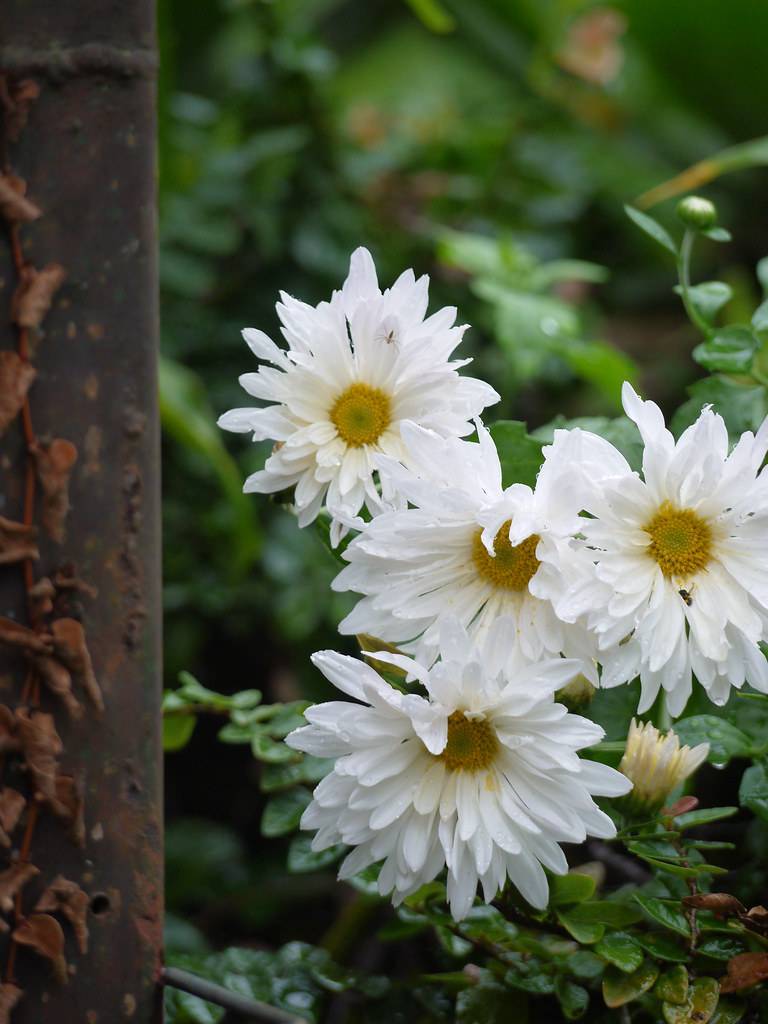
[644,501,712,579]
[439,711,499,773]
[330,383,392,447]
[472,521,540,592]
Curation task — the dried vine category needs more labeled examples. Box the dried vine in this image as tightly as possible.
[0,72,103,1019]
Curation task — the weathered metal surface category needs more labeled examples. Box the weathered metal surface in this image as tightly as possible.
[0,4,162,1022]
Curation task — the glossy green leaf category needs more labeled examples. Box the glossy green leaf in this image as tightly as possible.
[287,835,345,874]
[251,731,300,764]
[693,326,759,374]
[456,974,528,1022]
[674,806,738,830]
[562,901,643,928]
[594,932,644,973]
[556,910,604,945]
[752,298,768,333]
[655,965,689,1005]
[260,756,332,793]
[673,281,732,323]
[672,376,768,438]
[704,227,732,243]
[261,788,312,837]
[403,0,455,32]
[566,951,604,981]
[625,205,677,254]
[739,762,768,821]
[163,713,197,752]
[673,715,753,764]
[663,976,719,1024]
[602,960,659,1008]
[488,420,544,488]
[548,873,596,907]
[635,932,687,962]
[633,894,691,937]
[458,904,519,946]
[696,936,747,961]
[711,997,746,1024]
[555,977,589,1020]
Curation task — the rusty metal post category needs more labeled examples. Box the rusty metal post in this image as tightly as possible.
[0,4,162,1022]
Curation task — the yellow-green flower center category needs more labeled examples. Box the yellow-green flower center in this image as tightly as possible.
[644,501,712,579]
[330,383,392,447]
[472,521,540,592]
[439,711,499,772]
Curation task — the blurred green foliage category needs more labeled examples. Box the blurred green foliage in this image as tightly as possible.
[159,0,768,1000]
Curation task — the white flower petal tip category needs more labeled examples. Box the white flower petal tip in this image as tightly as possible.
[294,636,630,921]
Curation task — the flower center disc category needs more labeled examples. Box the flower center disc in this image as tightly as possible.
[440,711,499,772]
[330,383,392,447]
[472,521,541,591]
[644,501,712,579]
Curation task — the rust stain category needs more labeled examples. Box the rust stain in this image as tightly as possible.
[82,425,102,477]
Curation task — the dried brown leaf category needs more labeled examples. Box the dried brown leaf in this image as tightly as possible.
[720,952,768,993]
[0,517,38,566]
[5,78,41,142]
[0,174,40,223]
[28,654,81,720]
[51,618,103,713]
[32,439,78,543]
[742,905,768,935]
[663,795,699,818]
[12,262,66,329]
[0,862,39,914]
[0,983,23,1023]
[0,707,19,756]
[12,914,67,984]
[28,577,55,618]
[683,893,746,918]
[52,775,85,848]
[0,789,26,848]
[0,352,36,436]
[0,616,52,656]
[35,875,89,954]
[15,709,63,808]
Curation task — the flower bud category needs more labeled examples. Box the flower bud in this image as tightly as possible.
[619,719,708,813]
[676,196,717,231]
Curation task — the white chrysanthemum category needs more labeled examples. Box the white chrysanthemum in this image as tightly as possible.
[547,382,768,716]
[286,619,630,921]
[217,248,498,544]
[333,420,597,677]
[619,719,709,812]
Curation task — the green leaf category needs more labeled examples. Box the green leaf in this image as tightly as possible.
[555,339,639,407]
[662,976,719,1024]
[261,788,312,837]
[711,998,746,1024]
[693,326,759,374]
[555,977,589,1020]
[635,932,687,962]
[566,951,604,981]
[163,714,197,752]
[758,257,768,296]
[674,716,753,764]
[562,901,643,928]
[505,966,555,995]
[625,205,677,254]
[704,227,732,243]
[594,932,644,973]
[456,973,527,1023]
[548,873,596,907]
[602,960,659,1008]
[752,299,768,333]
[672,376,768,438]
[556,911,604,945]
[287,835,345,874]
[740,762,768,822]
[655,965,689,1005]
[587,680,642,742]
[487,421,544,488]
[251,731,300,764]
[458,904,519,946]
[633,894,691,938]
[673,281,732,324]
[696,936,747,961]
[260,756,332,793]
[403,0,455,33]
[674,806,738,830]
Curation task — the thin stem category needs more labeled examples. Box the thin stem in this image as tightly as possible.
[676,229,710,338]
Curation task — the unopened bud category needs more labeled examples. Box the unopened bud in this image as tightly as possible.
[619,719,708,813]
[676,196,717,231]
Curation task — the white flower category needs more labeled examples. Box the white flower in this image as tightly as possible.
[333,419,596,678]
[217,248,498,544]
[286,619,630,921]
[546,382,768,716]
[619,719,709,812]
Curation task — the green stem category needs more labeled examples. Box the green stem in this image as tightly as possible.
[676,229,710,338]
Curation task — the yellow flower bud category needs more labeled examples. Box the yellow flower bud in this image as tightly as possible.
[619,719,708,812]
